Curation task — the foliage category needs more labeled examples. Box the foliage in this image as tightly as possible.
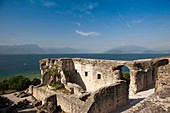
[47,68,57,76]
[49,81,64,89]
[123,72,130,80]
[47,63,62,77]
[0,80,9,91]
[49,81,69,93]
[0,75,41,93]
[31,78,41,86]
[8,76,31,91]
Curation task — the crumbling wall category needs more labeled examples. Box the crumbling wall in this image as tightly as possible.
[40,58,75,86]
[28,85,55,104]
[82,81,128,113]
[122,57,170,113]
[155,57,170,91]
[71,58,125,92]
[56,93,85,113]
[39,58,168,95]
[29,79,128,113]
[127,58,168,95]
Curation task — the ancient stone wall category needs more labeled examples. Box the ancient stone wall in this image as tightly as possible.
[122,57,170,113]
[28,85,55,104]
[39,58,169,96]
[56,93,85,113]
[29,57,170,113]
[83,81,129,113]
[29,80,128,113]
[156,57,170,91]
[71,58,126,92]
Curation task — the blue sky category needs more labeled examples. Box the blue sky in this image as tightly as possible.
[0,0,170,52]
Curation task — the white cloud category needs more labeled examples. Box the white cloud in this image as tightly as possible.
[75,30,101,37]
[132,19,143,24]
[76,22,81,27]
[86,3,98,10]
[73,2,98,18]
[117,10,131,28]
[41,1,56,7]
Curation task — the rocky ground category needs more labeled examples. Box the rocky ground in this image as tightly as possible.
[1,91,38,113]
[1,91,62,113]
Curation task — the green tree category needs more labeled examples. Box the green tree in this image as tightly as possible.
[31,78,41,86]
[0,80,9,91]
[123,72,130,80]
[8,76,31,91]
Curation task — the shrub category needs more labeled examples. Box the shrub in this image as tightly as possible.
[31,78,41,86]
[0,76,42,93]
[0,80,9,91]
[7,76,31,91]
[123,72,130,80]
[49,81,64,89]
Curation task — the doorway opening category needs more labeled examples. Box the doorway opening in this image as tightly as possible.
[121,66,130,89]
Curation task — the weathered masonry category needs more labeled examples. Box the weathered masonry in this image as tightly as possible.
[40,58,168,95]
[123,56,170,113]
[28,57,169,113]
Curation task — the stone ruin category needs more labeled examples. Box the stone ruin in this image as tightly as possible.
[28,57,170,113]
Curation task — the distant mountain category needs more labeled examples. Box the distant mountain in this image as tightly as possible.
[153,48,170,53]
[0,44,44,54]
[0,44,87,54]
[43,47,87,54]
[105,45,154,53]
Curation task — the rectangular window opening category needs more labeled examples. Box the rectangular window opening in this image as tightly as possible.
[85,72,88,76]
[97,74,101,79]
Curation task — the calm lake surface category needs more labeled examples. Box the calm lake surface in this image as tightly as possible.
[0,54,170,80]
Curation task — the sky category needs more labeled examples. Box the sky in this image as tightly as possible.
[0,0,170,52]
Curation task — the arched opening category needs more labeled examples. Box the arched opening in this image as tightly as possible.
[121,66,130,89]
[112,65,130,88]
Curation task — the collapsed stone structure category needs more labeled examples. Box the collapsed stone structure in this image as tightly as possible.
[123,56,170,113]
[28,57,169,113]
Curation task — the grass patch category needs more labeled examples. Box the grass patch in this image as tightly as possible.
[49,82,69,93]
[49,82,64,88]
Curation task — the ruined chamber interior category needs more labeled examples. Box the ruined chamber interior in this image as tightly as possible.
[40,58,129,95]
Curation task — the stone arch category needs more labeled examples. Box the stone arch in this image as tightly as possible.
[120,65,132,95]
[112,64,133,94]
[124,62,140,95]
[121,65,130,86]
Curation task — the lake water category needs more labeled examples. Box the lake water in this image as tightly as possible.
[0,54,170,80]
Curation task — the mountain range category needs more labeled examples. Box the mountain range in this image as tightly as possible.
[0,44,87,54]
[105,45,170,54]
[0,44,170,54]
